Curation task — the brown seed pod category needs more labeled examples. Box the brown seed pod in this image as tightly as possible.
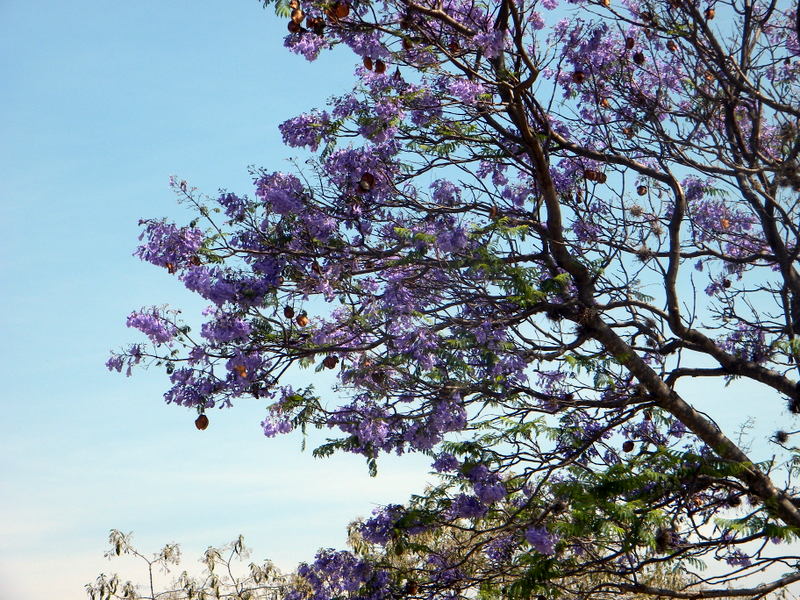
[363,56,373,70]
[572,70,586,84]
[597,172,608,183]
[358,172,376,192]
[775,430,790,443]
[667,39,678,52]
[291,8,305,23]
[722,279,731,288]
[283,306,295,319]
[289,0,300,8]
[402,37,413,50]
[323,355,339,369]
[189,255,202,266]
[599,98,610,108]
[233,364,248,378]
[584,169,598,181]
[287,20,302,32]
[600,0,610,6]
[625,37,634,50]
[705,6,715,19]
[726,493,741,507]
[195,414,209,430]
[308,17,325,35]
[375,59,386,74]
[637,185,648,196]
[655,527,672,553]
[633,51,645,65]
[335,2,349,18]
[622,440,635,452]
[405,581,419,595]
[296,313,310,327]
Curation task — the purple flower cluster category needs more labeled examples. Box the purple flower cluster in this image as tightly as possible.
[135,219,203,271]
[287,549,392,600]
[280,110,330,152]
[484,535,516,562]
[284,32,329,61]
[719,323,769,364]
[467,464,506,504]
[256,171,305,215]
[525,527,559,556]
[126,308,177,345]
[445,77,486,106]
[359,504,405,545]
[200,312,251,344]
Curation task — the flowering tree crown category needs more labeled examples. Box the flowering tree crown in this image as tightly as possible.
[109,0,800,598]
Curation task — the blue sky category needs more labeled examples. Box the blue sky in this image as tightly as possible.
[0,2,432,597]
[2,1,798,598]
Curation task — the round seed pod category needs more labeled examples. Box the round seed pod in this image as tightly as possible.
[358,172,375,192]
[195,414,209,430]
[283,306,295,319]
[375,59,386,74]
[637,185,648,196]
[622,440,635,452]
[363,56,373,70]
[335,2,349,18]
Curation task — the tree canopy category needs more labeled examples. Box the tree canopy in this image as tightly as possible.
[108,0,800,598]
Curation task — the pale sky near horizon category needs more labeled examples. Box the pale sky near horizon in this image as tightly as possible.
[2,2,799,599]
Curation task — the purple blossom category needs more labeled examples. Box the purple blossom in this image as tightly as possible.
[432,452,460,472]
[287,549,393,600]
[446,78,486,106]
[525,527,559,556]
[284,32,329,61]
[473,29,506,59]
[200,312,251,344]
[359,504,404,545]
[126,308,177,345]
[280,110,330,151]
[448,493,487,519]
[430,179,461,206]
[484,535,516,562]
[726,550,752,568]
[256,172,305,215]
[135,220,203,271]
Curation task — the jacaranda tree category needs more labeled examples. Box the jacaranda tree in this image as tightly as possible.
[109,0,800,598]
